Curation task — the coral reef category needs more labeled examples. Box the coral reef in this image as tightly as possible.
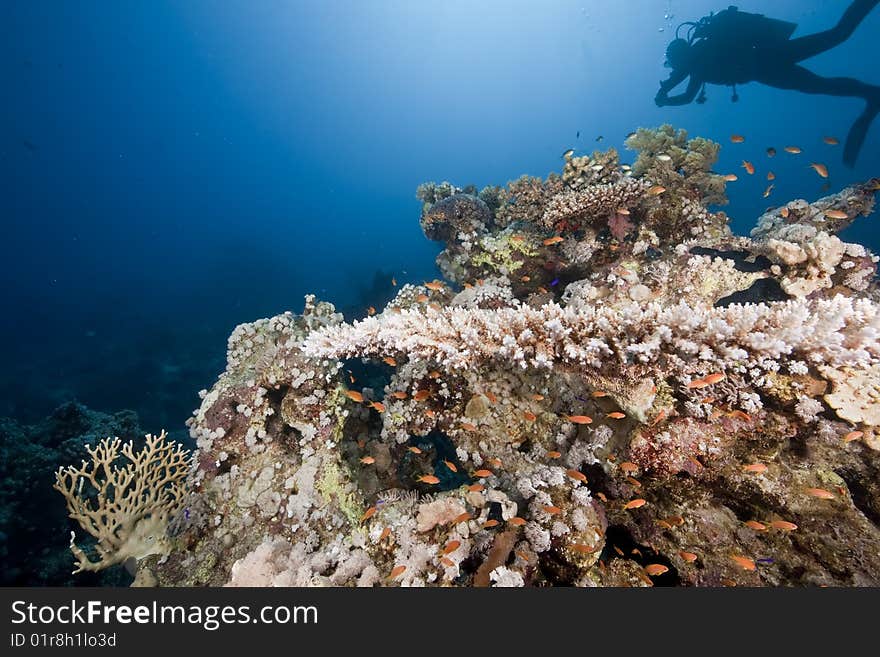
[139,126,879,587]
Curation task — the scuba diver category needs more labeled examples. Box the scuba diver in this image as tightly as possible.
[655,1,880,166]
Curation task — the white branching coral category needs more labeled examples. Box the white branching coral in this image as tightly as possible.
[54,431,192,573]
[303,295,880,374]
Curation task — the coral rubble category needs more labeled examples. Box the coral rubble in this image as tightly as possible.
[114,126,880,587]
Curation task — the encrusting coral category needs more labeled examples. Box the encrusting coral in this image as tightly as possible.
[105,125,880,587]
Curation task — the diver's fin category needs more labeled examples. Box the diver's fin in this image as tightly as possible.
[844,101,879,167]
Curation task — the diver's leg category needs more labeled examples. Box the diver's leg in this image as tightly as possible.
[758,65,880,101]
[844,103,879,167]
[786,0,879,62]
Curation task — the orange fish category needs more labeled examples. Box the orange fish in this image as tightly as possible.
[655,519,673,530]
[563,414,593,425]
[417,475,440,485]
[766,171,775,180]
[424,280,444,291]
[484,391,498,404]
[348,372,356,383]
[744,520,767,531]
[461,422,477,432]
[742,463,767,474]
[607,412,626,419]
[645,564,669,576]
[391,391,408,400]
[730,134,745,143]
[508,516,527,526]
[843,430,864,442]
[728,410,752,422]
[360,456,375,465]
[569,543,596,554]
[413,390,431,401]
[486,457,502,467]
[391,277,397,286]
[623,498,647,510]
[567,469,587,483]
[367,306,376,316]
[679,551,698,563]
[592,390,609,398]
[619,461,639,473]
[345,390,365,403]
[546,450,562,459]
[822,136,839,145]
[428,370,441,379]
[742,160,755,174]
[520,275,531,283]
[515,551,531,562]
[650,409,668,426]
[722,173,738,182]
[443,460,457,473]
[537,286,548,294]
[626,476,642,488]
[440,557,455,568]
[361,506,377,522]
[369,401,386,413]
[382,356,397,366]
[473,469,493,478]
[407,446,422,454]
[543,236,564,246]
[616,207,631,215]
[810,162,829,178]
[511,234,525,242]
[424,409,436,418]
[388,565,407,579]
[542,505,562,515]
[523,410,537,422]
[667,515,685,526]
[730,555,756,571]
[647,185,666,196]
[769,520,798,531]
[806,487,835,499]
[453,512,473,523]
[415,294,429,303]
[467,483,485,492]
[531,394,545,401]
[442,540,461,555]
[482,519,500,529]
[704,372,726,384]
[687,379,709,389]
[823,209,848,220]
[379,526,392,542]
[784,146,802,154]
[597,492,608,502]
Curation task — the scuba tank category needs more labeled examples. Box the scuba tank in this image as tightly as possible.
[677,6,797,48]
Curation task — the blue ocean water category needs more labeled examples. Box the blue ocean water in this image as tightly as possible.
[2,0,878,432]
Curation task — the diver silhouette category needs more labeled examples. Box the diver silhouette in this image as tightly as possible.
[655,1,880,166]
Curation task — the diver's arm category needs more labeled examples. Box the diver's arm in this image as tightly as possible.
[656,75,701,106]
